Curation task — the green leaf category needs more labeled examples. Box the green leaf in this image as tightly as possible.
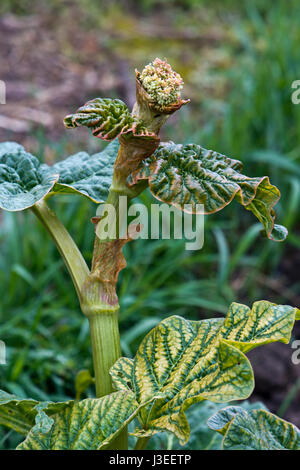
[207,407,300,450]
[149,400,267,450]
[64,98,155,141]
[0,141,24,156]
[0,389,70,435]
[31,405,54,434]
[0,140,120,208]
[206,405,246,435]
[51,140,119,202]
[128,142,287,241]
[111,301,298,444]
[0,142,58,211]
[17,391,140,450]
[75,370,95,400]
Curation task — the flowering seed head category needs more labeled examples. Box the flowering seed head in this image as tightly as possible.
[139,58,183,110]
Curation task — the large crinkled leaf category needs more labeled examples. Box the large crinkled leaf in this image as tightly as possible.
[0,142,58,211]
[51,140,119,202]
[0,141,119,208]
[0,141,24,156]
[127,142,287,241]
[111,301,298,444]
[0,389,71,436]
[18,391,141,450]
[207,406,300,450]
[64,97,155,141]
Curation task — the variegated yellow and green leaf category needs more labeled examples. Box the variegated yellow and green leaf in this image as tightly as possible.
[110,356,135,392]
[64,97,155,141]
[111,301,298,444]
[0,142,58,211]
[220,301,299,353]
[17,391,141,450]
[207,406,300,450]
[127,142,287,241]
[0,389,71,436]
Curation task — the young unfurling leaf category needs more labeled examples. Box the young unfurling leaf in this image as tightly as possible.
[64,98,156,141]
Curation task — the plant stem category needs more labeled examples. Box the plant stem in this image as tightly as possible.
[84,182,132,450]
[88,310,121,397]
[134,436,150,450]
[88,311,128,450]
[31,199,89,301]
[87,308,128,450]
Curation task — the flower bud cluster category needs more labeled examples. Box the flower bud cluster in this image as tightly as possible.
[139,58,183,109]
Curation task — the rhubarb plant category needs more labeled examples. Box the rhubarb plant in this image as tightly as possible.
[0,58,299,451]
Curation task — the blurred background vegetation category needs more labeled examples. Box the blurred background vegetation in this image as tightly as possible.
[0,0,300,449]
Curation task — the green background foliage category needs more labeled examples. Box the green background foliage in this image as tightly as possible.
[0,0,300,449]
